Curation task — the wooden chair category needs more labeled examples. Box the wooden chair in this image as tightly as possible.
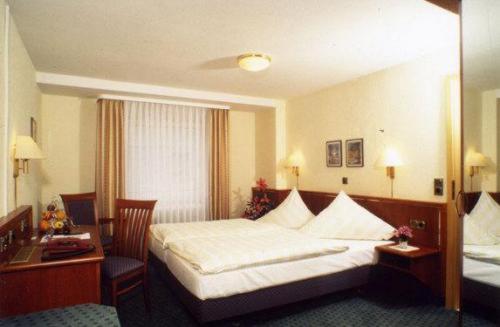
[102,199,157,311]
[60,192,114,252]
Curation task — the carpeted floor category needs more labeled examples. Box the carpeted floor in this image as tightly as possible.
[114,264,498,326]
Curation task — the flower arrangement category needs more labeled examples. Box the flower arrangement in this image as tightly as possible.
[38,199,74,235]
[243,178,274,220]
[394,225,413,248]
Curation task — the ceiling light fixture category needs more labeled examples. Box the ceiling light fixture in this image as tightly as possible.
[237,53,271,72]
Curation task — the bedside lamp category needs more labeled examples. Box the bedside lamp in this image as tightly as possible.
[14,135,44,207]
[465,152,486,191]
[287,151,304,188]
[377,147,403,198]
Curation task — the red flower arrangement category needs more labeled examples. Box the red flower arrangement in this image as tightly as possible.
[394,225,413,242]
[243,178,274,220]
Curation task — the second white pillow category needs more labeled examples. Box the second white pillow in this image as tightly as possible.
[300,191,394,240]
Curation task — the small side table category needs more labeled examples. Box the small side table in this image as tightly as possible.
[375,244,441,295]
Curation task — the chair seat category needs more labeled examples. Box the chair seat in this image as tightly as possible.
[100,235,113,247]
[102,256,144,279]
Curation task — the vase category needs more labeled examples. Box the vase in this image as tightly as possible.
[399,239,408,249]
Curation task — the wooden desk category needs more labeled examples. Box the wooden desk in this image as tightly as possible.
[0,225,104,318]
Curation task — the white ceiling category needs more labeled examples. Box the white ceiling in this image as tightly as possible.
[9,0,458,100]
[462,0,500,91]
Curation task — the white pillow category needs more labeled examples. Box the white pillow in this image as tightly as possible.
[469,191,500,237]
[300,191,394,240]
[463,213,499,245]
[258,188,314,229]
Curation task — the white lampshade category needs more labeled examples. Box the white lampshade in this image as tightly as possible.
[288,151,305,167]
[377,147,403,167]
[237,53,271,72]
[466,152,486,167]
[15,136,44,159]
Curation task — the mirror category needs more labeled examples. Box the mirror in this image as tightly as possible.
[462,0,500,322]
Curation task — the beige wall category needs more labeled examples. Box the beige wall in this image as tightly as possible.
[7,12,42,218]
[229,110,255,217]
[463,88,483,192]
[0,0,6,216]
[39,94,97,206]
[480,90,498,191]
[255,109,276,188]
[285,50,458,202]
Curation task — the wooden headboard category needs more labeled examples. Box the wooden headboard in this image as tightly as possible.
[464,192,500,214]
[252,188,447,250]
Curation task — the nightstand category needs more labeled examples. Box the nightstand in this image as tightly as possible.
[375,244,441,295]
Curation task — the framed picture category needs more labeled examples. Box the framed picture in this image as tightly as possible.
[326,140,342,167]
[30,117,37,142]
[346,138,364,167]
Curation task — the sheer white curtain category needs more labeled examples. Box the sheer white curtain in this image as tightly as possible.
[124,101,209,223]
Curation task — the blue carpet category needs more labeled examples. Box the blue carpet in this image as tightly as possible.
[114,264,498,326]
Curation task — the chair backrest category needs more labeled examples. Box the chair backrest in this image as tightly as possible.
[60,192,99,226]
[113,199,157,262]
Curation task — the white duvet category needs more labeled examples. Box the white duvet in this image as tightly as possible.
[167,228,348,274]
[464,244,500,265]
[150,218,280,249]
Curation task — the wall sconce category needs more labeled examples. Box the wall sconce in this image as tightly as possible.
[287,152,304,189]
[14,135,44,206]
[377,147,403,198]
[465,151,486,192]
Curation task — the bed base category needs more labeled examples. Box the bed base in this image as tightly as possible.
[463,277,500,311]
[150,252,371,323]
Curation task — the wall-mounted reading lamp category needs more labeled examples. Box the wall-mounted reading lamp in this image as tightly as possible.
[287,152,304,189]
[377,147,403,198]
[465,151,486,192]
[14,136,44,207]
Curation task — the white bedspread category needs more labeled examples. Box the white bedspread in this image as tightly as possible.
[149,237,391,300]
[150,218,279,249]
[464,244,500,265]
[168,229,348,274]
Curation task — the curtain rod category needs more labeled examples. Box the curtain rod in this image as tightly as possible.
[97,94,230,110]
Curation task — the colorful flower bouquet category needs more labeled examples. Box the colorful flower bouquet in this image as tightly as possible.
[394,225,413,248]
[243,178,274,220]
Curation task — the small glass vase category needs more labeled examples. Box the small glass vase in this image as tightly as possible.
[399,239,408,249]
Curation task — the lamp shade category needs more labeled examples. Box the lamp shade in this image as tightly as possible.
[288,151,305,167]
[15,136,44,159]
[466,152,486,167]
[377,148,403,167]
[238,53,271,72]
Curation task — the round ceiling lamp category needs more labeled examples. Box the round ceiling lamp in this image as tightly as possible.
[237,53,272,72]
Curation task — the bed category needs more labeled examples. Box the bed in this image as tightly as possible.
[463,192,500,311]
[149,189,447,323]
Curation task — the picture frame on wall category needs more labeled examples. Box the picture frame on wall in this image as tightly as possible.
[326,140,342,167]
[346,138,364,167]
[30,117,37,142]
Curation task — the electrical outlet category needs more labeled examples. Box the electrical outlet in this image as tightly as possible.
[410,219,426,230]
[434,178,444,196]
[342,177,348,184]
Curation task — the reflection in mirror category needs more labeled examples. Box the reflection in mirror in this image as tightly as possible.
[462,0,500,323]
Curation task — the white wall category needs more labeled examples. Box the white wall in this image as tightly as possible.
[285,50,458,202]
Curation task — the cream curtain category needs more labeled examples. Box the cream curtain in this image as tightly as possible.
[95,99,125,219]
[209,109,229,219]
[124,101,210,223]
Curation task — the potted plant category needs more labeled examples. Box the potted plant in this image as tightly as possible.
[394,225,413,249]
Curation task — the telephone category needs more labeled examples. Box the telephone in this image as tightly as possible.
[42,238,95,261]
